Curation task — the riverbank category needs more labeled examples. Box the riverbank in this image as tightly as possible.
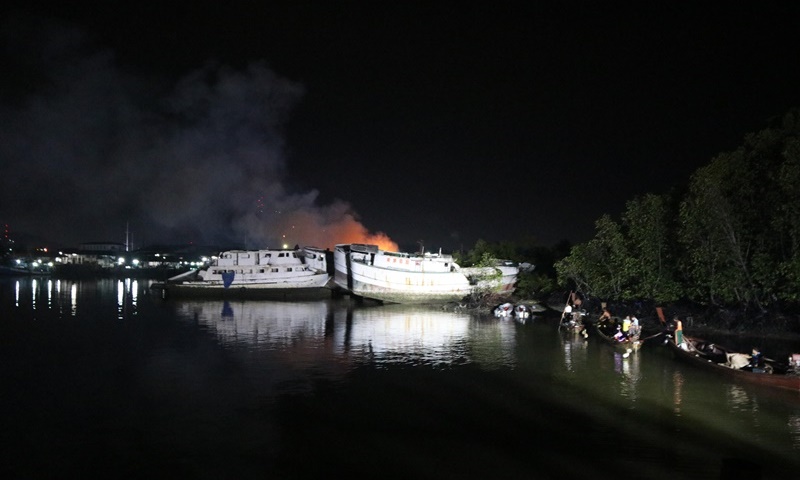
[545,291,800,341]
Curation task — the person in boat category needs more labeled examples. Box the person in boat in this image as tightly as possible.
[613,325,625,342]
[629,315,640,337]
[747,347,764,370]
[571,306,583,323]
[560,304,572,327]
[673,317,684,347]
[597,308,614,335]
[621,315,632,338]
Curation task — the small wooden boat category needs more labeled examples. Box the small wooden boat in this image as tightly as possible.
[666,335,800,393]
[559,315,587,337]
[593,321,643,354]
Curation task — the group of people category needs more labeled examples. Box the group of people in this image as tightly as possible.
[596,308,641,342]
[593,305,800,376]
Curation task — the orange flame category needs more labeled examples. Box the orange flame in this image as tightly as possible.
[262,207,399,251]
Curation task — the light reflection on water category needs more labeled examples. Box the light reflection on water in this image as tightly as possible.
[560,330,588,372]
[344,304,474,367]
[9,277,142,319]
[791,414,800,448]
[673,369,685,416]
[3,277,800,478]
[615,349,642,401]
[176,300,523,370]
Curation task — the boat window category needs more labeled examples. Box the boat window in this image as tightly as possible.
[287,267,293,272]
[271,268,278,272]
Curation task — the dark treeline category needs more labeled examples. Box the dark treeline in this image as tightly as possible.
[456,109,800,333]
[553,109,800,320]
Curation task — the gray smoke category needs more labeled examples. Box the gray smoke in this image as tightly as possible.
[0,17,396,251]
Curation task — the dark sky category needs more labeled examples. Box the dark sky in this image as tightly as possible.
[2,2,799,252]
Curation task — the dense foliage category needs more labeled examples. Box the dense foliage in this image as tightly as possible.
[555,109,800,312]
[454,237,564,299]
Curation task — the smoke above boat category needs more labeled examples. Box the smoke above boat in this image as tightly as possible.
[0,16,397,252]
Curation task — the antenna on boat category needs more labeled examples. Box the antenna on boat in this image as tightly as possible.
[417,240,424,255]
[125,222,130,252]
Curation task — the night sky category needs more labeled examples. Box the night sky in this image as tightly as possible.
[2,2,799,252]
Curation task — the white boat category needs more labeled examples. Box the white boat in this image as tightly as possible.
[513,304,531,319]
[154,247,332,299]
[494,302,514,318]
[334,244,518,304]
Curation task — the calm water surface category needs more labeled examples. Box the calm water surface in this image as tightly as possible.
[1,277,800,479]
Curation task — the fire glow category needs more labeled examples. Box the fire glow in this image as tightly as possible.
[264,208,398,252]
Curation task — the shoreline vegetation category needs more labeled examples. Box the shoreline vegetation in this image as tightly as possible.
[545,109,800,342]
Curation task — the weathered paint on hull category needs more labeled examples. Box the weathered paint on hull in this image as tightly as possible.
[157,283,333,300]
[181,273,330,289]
[157,273,332,300]
[333,245,517,304]
[348,278,468,304]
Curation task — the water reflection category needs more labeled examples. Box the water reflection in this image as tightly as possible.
[7,277,142,319]
[790,414,800,449]
[672,370,685,415]
[175,300,521,369]
[116,279,139,319]
[3,278,800,478]
[560,330,588,372]
[346,305,474,367]
[176,299,332,351]
[615,350,642,401]
[70,283,77,316]
[726,384,759,413]
[117,280,124,318]
[32,278,38,309]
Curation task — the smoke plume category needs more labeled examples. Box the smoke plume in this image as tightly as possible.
[0,17,397,251]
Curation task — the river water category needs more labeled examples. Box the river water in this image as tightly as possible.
[1,277,799,479]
